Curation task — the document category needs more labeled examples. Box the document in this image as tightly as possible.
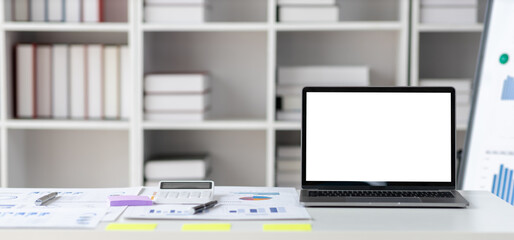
[125,186,311,220]
[0,188,142,222]
[0,208,106,228]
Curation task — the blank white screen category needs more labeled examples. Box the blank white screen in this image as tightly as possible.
[306,92,452,182]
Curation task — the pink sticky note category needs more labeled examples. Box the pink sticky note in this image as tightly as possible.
[108,195,153,206]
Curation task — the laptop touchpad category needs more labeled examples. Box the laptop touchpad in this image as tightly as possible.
[346,197,421,203]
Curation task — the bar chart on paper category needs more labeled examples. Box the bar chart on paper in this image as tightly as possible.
[492,164,514,205]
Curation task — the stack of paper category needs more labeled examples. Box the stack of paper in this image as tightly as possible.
[144,154,211,186]
[420,0,477,24]
[278,0,339,22]
[276,66,369,121]
[276,146,302,189]
[419,79,472,126]
[145,0,208,23]
[144,73,210,121]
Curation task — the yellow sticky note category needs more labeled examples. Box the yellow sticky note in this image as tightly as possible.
[181,223,231,232]
[262,224,312,232]
[105,223,157,231]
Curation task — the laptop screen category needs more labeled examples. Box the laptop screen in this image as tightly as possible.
[303,88,455,187]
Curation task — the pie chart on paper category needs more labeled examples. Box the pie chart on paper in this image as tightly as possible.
[239,196,272,201]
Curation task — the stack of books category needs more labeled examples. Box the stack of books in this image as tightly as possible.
[420,0,477,24]
[144,73,210,121]
[276,146,301,189]
[144,154,211,186]
[13,0,104,22]
[276,66,369,121]
[419,79,472,126]
[277,0,339,23]
[15,44,130,120]
[145,0,208,23]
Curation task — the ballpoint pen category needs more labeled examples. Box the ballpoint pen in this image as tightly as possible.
[35,192,58,206]
[189,200,218,214]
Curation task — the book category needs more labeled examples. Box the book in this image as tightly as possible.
[277,146,302,159]
[145,111,209,121]
[421,0,477,6]
[14,0,30,21]
[48,0,64,22]
[145,94,210,111]
[83,0,103,22]
[120,46,130,120]
[87,44,103,119]
[277,159,302,172]
[70,45,86,119]
[52,44,69,119]
[279,96,301,111]
[276,110,301,121]
[145,0,207,3]
[66,0,82,22]
[277,0,336,5]
[145,155,210,180]
[16,44,36,118]
[420,7,477,24]
[144,73,209,93]
[103,46,120,119]
[419,79,471,92]
[279,6,339,22]
[30,0,46,21]
[278,66,369,86]
[145,5,206,23]
[36,45,52,118]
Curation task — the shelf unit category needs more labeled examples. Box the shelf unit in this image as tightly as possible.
[410,0,486,150]
[0,0,409,188]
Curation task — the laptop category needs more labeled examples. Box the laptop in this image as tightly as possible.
[299,87,469,207]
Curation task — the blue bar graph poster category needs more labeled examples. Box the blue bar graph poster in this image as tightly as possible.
[491,164,514,205]
[501,76,514,100]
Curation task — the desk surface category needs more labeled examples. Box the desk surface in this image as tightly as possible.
[2,191,514,240]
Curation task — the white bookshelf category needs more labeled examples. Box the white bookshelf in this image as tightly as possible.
[410,0,486,150]
[0,0,410,188]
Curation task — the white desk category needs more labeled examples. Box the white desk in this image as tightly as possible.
[1,191,514,240]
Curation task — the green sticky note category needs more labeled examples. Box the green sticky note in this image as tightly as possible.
[181,223,231,232]
[105,223,157,231]
[262,224,312,232]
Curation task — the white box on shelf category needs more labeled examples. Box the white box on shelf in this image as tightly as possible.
[145,111,209,121]
[16,44,36,118]
[145,5,206,23]
[14,0,30,21]
[278,66,369,86]
[87,44,104,119]
[277,110,301,121]
[145,94,210,111]
[277,146,302,159]
[48,0,64,22]
[420,7,477,24]
[30,0,46,21]
[279,6,339,23]
[420,0,477,6]
[277,0,336,5]
[145,155,210,180]
[52,44,69,119]
[104,46,120,119]
[66,0,82,22]
[83,0,102,22]
[145,73,210,93]
[120,46,131,120]
[36,45,52,118]
[70,45,86,119]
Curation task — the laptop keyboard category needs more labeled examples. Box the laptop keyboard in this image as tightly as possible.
[308,190,455,198]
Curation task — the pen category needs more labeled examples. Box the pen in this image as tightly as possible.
[189,200,218,214]
[35,192,58,206]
